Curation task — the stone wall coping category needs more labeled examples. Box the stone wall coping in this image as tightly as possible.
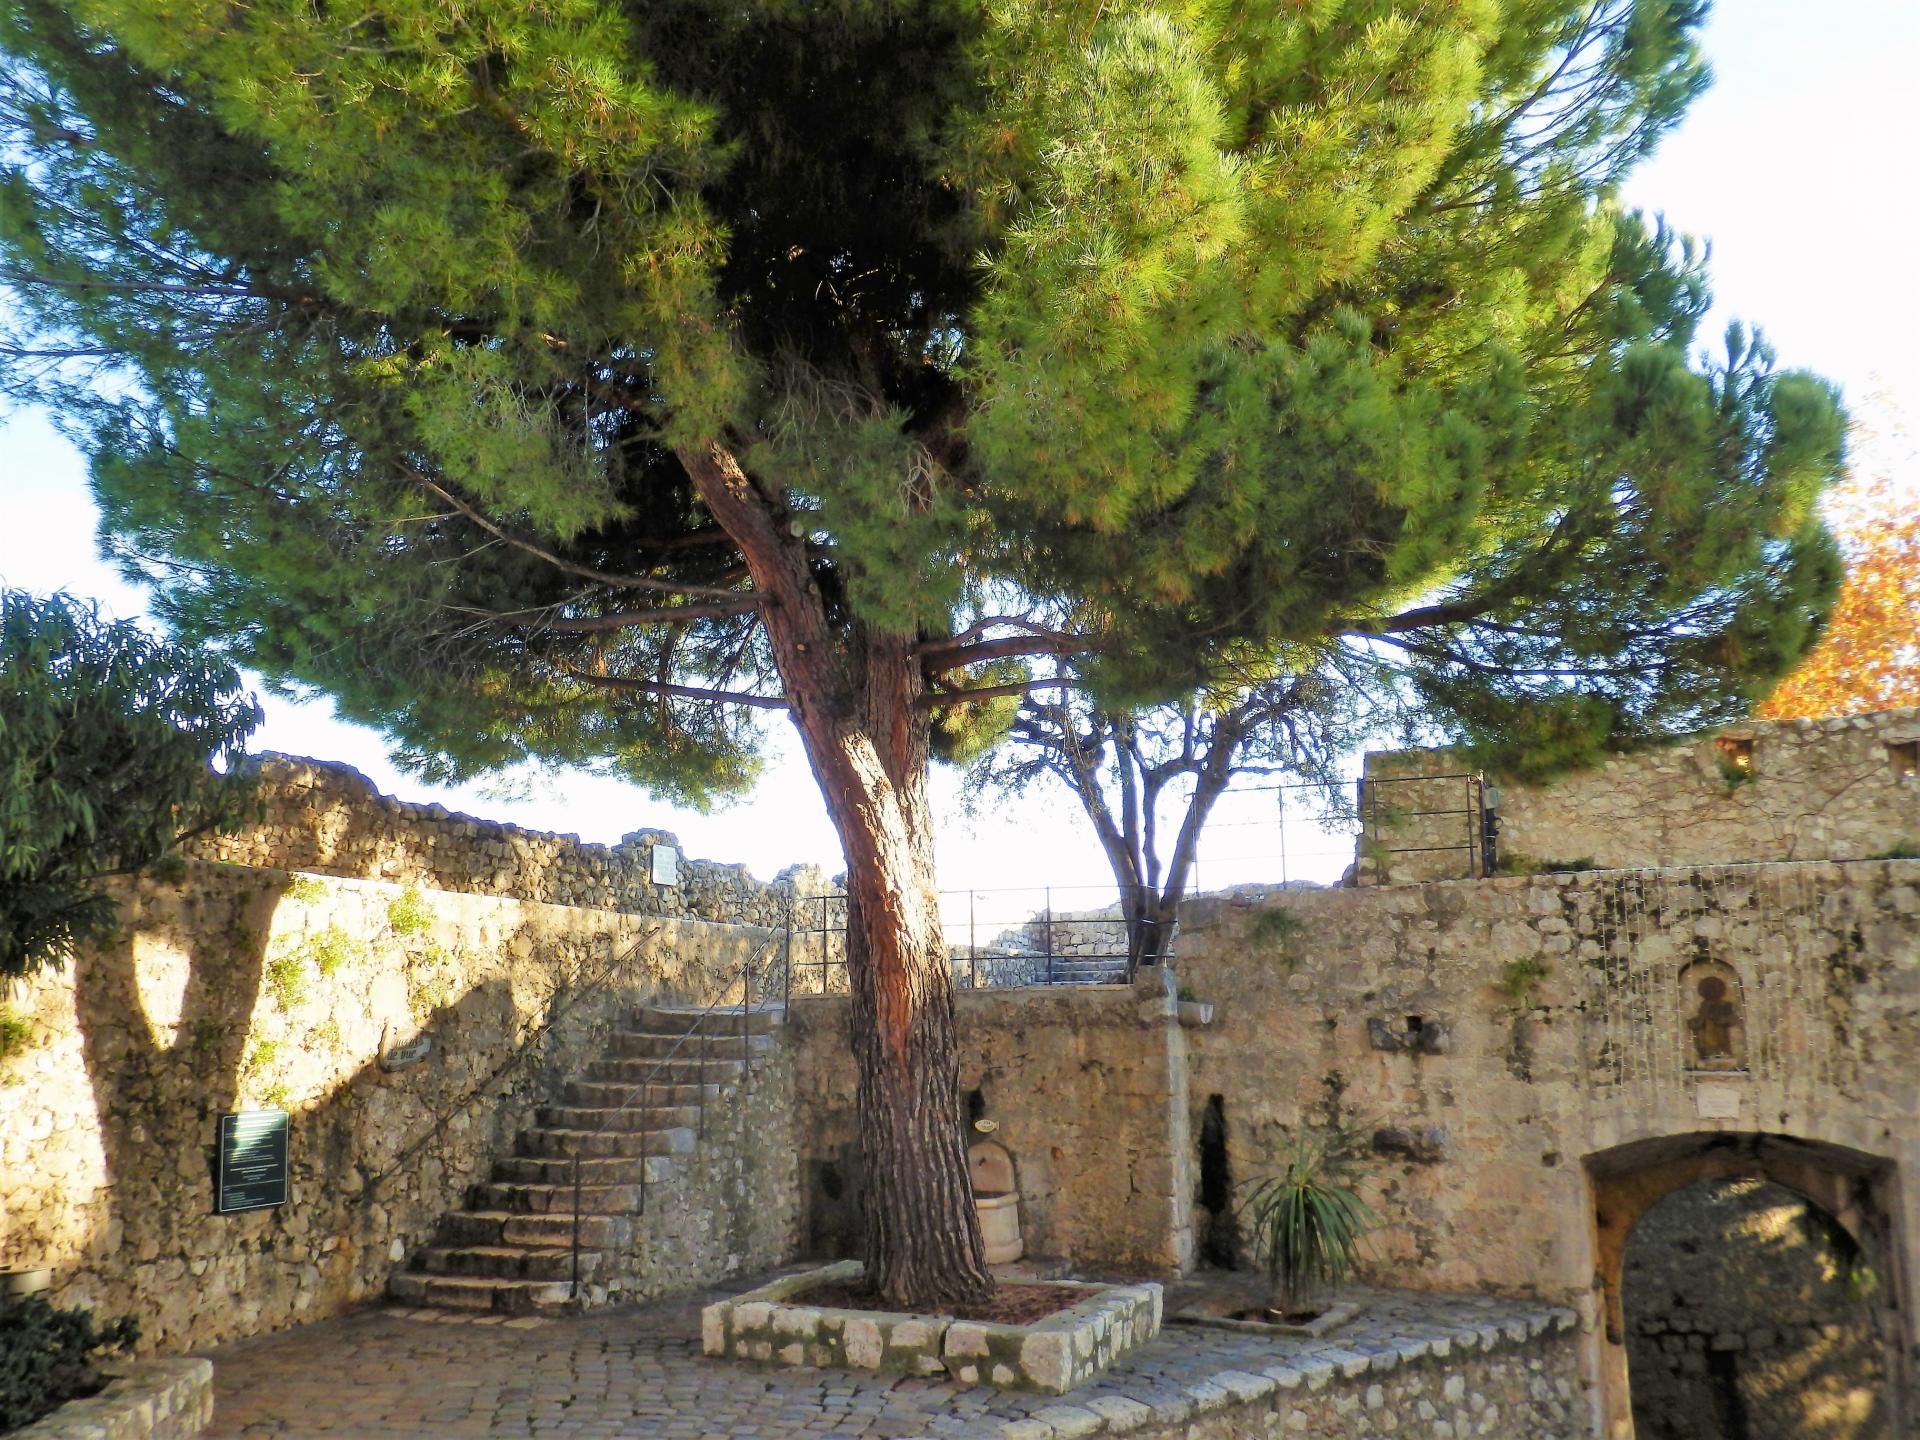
[1364,704,1920,773]
[11,1358,214,1440]
[979,1302,1579,1438]
[1185,853,1920,919]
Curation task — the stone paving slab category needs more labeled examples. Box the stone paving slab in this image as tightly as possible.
[197,1276,1575,1439]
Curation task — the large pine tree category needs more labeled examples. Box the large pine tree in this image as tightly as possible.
[0,0,1844,1303]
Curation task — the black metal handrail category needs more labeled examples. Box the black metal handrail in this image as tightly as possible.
[360,922,665,1201]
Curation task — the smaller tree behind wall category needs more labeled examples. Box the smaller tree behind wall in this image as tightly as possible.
[1758,407,1920,720]
[0,590,260,981]
[968,656,1384,966]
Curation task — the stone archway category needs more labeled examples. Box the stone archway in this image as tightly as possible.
[1586,1133,1908,1440]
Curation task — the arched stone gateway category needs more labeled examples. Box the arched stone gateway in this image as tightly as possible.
[1586,1133,1908,1440]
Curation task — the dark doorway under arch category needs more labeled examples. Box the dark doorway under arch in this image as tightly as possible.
[1622,1178,1887,1438]
[1585,1132,1908,1440]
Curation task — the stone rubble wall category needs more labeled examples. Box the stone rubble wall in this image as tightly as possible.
[1360,706,1920,882]
[787,984,1195,1276]
[188,753,833,923]
[1172,861,1920,1304]
[1171,860,1920,1430]
[0,862,797,1354]
[1129,1327,1585,1440]
[1622,1178,1889,1440]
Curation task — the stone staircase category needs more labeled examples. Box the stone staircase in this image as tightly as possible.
[1047,956,1130,984]
[388,1004,780,1314]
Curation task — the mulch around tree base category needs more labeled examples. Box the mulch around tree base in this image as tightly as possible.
[789,1281,1089,1325]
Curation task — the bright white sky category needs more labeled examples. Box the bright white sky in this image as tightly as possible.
[3,0,1916,898]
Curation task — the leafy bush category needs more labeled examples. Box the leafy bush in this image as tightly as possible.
[0,1006,33,1064]
[0,1293,138,1431]
[1240,1124,1378,1318]
[1501,956,1551,1004]
[0,590,260,981]
[386,886,434,937]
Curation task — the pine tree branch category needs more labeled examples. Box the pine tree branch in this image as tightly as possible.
[916,631,1090,672]
[559,666,788,709]
[416,477,752,602]
[918,677,1075,708]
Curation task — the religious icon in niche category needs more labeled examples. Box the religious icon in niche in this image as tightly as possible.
[1680,959,1747,1072]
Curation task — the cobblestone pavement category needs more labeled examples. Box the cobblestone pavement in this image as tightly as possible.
[199,1276,1576,1439]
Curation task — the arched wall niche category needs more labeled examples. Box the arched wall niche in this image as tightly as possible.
[1584,1132,1908,1440]
[1677,958,1747,1073]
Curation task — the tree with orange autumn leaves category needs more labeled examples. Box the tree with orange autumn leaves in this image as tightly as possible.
[1759,410,1920,720]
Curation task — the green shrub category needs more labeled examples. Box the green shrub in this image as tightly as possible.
[0,1293,139,1431]
[1500,956,1550,1004]
[0,1006,33,1063]
[305,925,359,978]
[1240,1124,1378,1318]
[285,875,328,903]
[1498,854,1596,876]
[386,886,433,937]
[1246,907,1303,967]
[263,950,308,1010]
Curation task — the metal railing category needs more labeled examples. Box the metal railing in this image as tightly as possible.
[360,923,665,1202]
[564,927,787,1300]
[787,884,1154,996]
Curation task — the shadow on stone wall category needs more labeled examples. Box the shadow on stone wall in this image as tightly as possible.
[1624,1178,1890,1440]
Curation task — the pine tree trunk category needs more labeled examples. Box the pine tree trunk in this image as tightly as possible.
[678,442,992,1308]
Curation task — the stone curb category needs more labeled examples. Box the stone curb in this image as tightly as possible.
[12,1358,214,1440]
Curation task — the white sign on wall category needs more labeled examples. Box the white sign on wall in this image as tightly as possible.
[650,843,680,887]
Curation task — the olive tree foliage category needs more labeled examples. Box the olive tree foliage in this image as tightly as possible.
[0,0,1848,1301]
[0,590,260,982]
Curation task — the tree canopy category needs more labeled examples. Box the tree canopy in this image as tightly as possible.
[0,0,1850,1303]
[0,590,260,982]
[1757,414,1920,721]
[0,0,1843,779]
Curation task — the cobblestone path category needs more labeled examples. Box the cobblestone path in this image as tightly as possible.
[199,1277,1575,1439]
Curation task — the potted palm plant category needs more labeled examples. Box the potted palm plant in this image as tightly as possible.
[1241,1123,1378,1332]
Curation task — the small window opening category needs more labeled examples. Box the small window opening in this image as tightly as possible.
[1714,736,1754,773]
[1889,740,1919,779]
[1405,1015,1425,1036]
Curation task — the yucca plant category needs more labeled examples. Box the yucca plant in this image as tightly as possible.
[1241,1125,1379,1320]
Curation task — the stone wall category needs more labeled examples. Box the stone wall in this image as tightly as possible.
[14,1358,214,1440]
[787,984,1194,1276]
[1361,706,1920,881]
[0,861,794,1353]
[189,753,830,923]
[1171,859,1920,1431]
[1623,1178,1888,1439]
[1136,1327,1585,1440]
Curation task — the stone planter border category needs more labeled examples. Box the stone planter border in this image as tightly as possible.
[701,1261,1162,1393]
[11,1358,213,1440]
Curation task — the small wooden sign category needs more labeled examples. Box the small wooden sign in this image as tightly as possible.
[216,1109,289,1214]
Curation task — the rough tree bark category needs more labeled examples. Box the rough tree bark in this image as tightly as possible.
[678,441,992,1307]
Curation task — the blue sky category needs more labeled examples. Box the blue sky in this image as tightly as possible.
[3,1,1916,892]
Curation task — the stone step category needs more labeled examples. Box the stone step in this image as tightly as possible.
[406,1244,604,1282]
[387,1271,575,1313]
[628,1005,781,1037]
[436,1209,635,1250]
[566,1073,740,1106]
[493,1152,679,1186]
[604,1029,778,1061]
[594,1047,750,1081]
[538,1099,707,1133]
[518,1124,700,1160]
[578,1063,730,1099]
[472,1179,651,1215]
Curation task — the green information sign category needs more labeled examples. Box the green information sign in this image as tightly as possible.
[216,1109,289,1214]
